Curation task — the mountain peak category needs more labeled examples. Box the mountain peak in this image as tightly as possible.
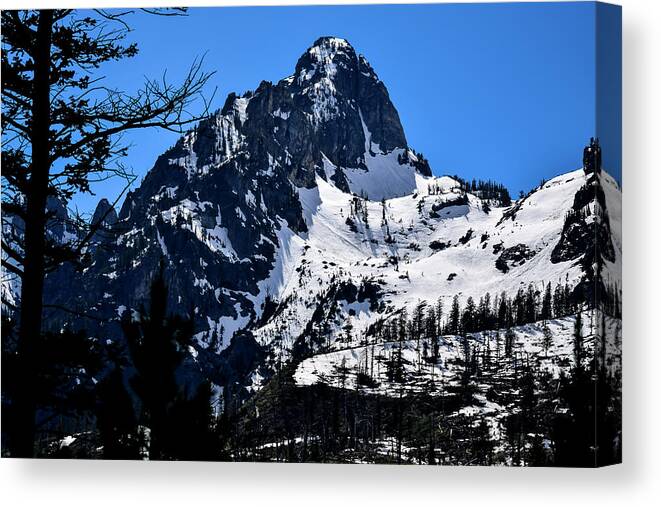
[91,198,118,228]
[310,36,353,51]
[294,36,362,87]
[134,36,418,200]
[306,37,356,64]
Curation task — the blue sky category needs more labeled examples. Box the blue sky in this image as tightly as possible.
[76,2,621,214]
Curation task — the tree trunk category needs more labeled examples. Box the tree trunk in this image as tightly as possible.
[10,9,53,458]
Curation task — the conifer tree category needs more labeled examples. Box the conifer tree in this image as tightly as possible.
[461,296,476,333]
[1,8,213,457]
[497,291,509,328]
[553,283,565,317]
[573,312,583,368]
[542,322,553,358]
[514,288,526,326]
[122,261,197,460]
[430,297,443,346]
[96,364,141,459]
[505,328,516,357]
[525,284,537,323]
[541,282,553,320]
[448,295,461,334]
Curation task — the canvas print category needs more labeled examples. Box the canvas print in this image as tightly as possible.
[1,2,622,466]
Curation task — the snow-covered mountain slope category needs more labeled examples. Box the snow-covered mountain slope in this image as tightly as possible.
[249,168,616,356]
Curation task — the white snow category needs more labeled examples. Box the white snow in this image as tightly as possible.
[272,108,290,120]
[233,97,249,124]
[341,110,417,200]
[249,168,620,367]
[156,229,168,257]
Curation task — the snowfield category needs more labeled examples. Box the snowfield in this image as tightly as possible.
[249,167,618,365]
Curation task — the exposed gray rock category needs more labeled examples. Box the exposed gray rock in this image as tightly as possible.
[495,244,536,273]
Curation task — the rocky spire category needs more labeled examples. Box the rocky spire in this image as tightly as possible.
[290,36,408,152]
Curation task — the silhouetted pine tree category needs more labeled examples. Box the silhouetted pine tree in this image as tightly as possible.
[1,9,212,457]
[122,261,199,460]
[96,364,141,459]
[541,282,553,320]
[448,295,461,334]
[573,312,583,368]
[504,328,516,357]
